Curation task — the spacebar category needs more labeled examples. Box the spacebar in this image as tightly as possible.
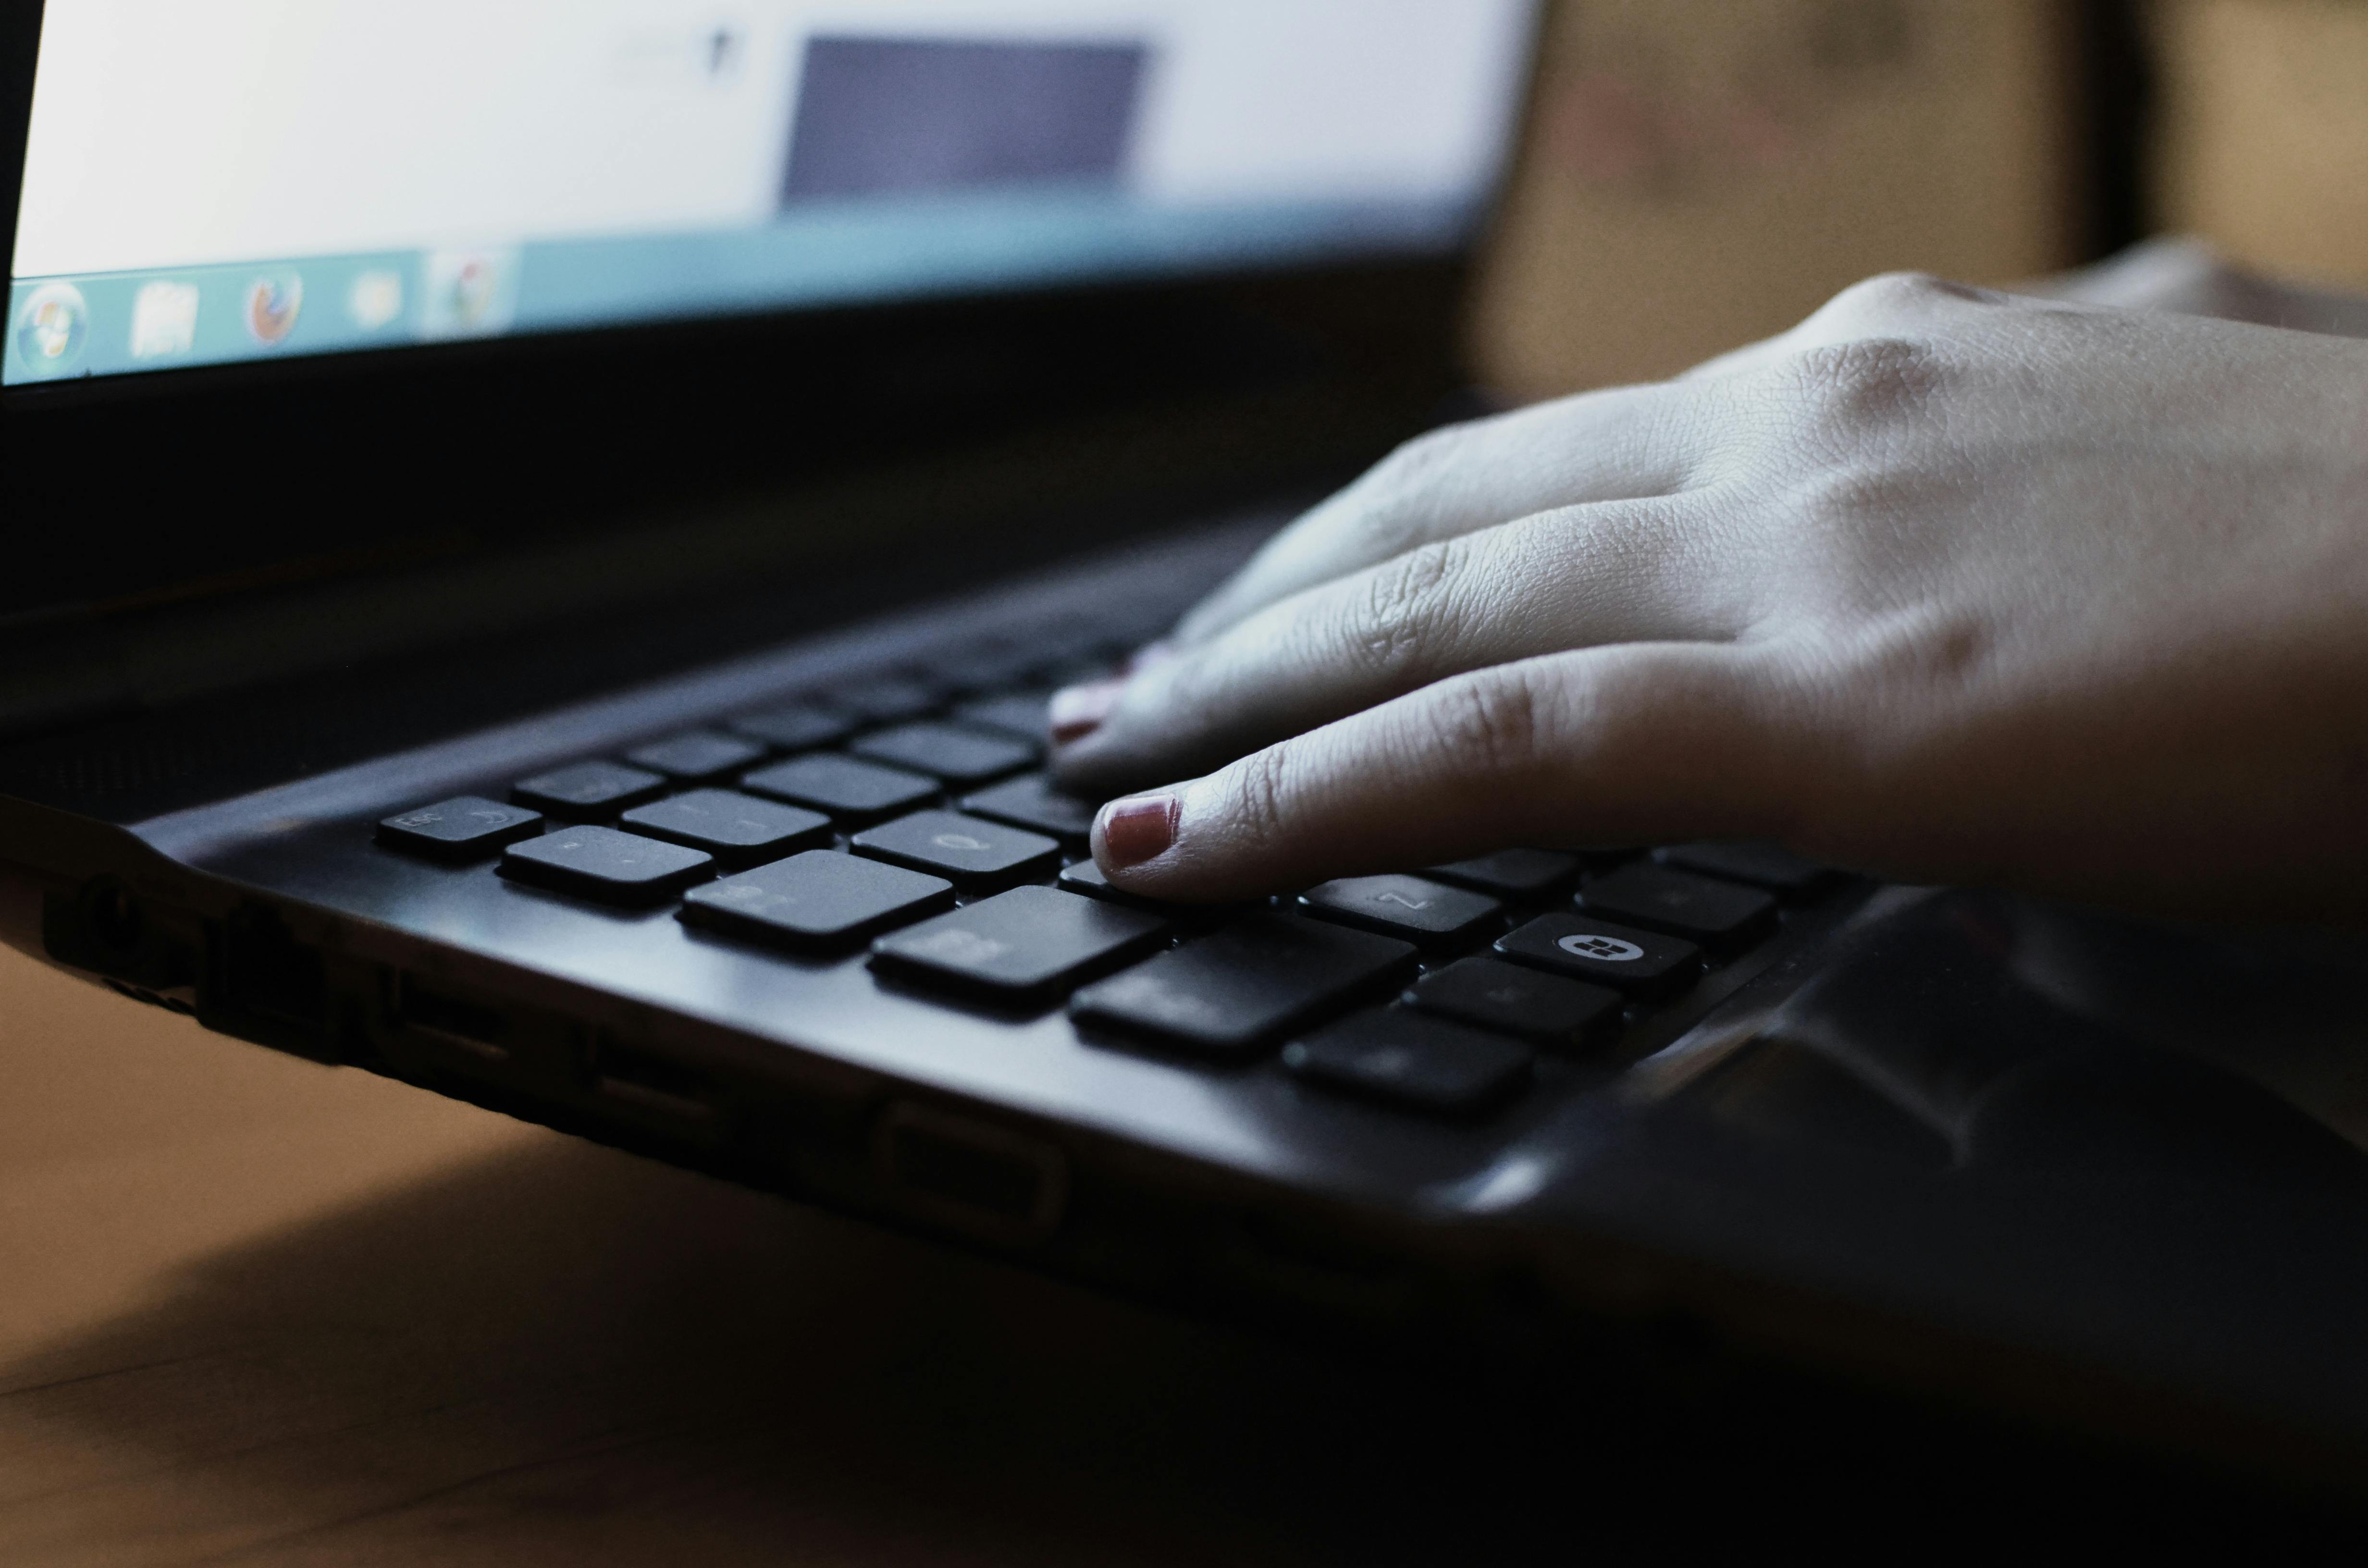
[1068,913,1416,1059]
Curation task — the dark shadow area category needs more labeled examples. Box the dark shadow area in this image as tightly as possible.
[3,1127,2362,1564]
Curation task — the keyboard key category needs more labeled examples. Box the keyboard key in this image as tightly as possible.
[728,701,859,753]
[1283,1010,1534,1117]
[376,796,544,861]
[871,885,1169,1005]
[1297,874,1501,947]
[850,722,1037,785]
[926,639,1047,693]
[741,754,937,823]
[625,729,767,783]
[1404,956,1620,1050]
[953,690,1053,741]
[851,810,1059,889]
[1578,862,1777,951]
[963,772,1100,843]
[1070,915,1415,1058]
[1057,857,1170,909]
[1654,841,1840,897]
[1422,849,1582,901]
[512,760,666,819]
[618,788,833,868]
[1494,913,1700,999]
[681,849,952,948]
[499,824,713,906]
[825,673,942,724]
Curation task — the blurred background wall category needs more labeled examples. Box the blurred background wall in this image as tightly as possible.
[1469,0,2368,402]
[2151,0,2368,291]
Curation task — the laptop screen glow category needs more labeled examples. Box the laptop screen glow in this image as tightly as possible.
[5,0,1537,385]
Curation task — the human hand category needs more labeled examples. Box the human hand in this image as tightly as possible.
[2029,236,2368,340]
[1048,273,2368,920]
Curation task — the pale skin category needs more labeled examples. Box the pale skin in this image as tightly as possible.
[1048,245,2368,923]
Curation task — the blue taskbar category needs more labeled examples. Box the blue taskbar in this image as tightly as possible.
[5,193,1475,387]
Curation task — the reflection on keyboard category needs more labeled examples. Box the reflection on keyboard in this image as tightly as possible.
[373,623,1850,1123]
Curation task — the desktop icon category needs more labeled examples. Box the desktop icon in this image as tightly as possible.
[419,248,518,339]
[245,273,303,345]
[13,282,88,375]
[129,280,200,359]
[347,269,404,331]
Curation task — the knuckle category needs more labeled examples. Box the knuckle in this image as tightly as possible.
[1777,338,1951,445]
[1347,538,1466,681]
[1823,270,1948,323]
[1426,668,1547,781]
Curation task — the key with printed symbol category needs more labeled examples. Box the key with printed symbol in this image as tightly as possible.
[1070,914,1415,1059]
[681,850,953,949]
[851,721,1037,785]
[499,824,714,906]
[850,809,1060,889]
[741,753,936,824]
[1578,862,1777,952]
[626,729,768,783]
[1493,913,1700,999]
[1405,956,1621,1050]
[1297,874,1501,947]
[963,772,1099,843]
[376,796,544,861]
[1282,1009,1534,1117]
[512,760,666,820]
[617,788,832,868]
[728,701,859,753]
[870,885,1169,1005]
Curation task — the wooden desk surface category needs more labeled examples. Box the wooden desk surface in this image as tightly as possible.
[0,941,1628,1566]
[8,936,2340,1561]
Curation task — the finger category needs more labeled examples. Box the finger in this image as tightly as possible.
[1086,643,1813,903]
[1172,377,1725,649]
[1053,490,1753,794]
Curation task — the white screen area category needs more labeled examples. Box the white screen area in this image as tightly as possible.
[15,0,1534,276]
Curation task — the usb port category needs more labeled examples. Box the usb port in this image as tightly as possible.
[395,976,511,1060]
[876,1102,1066,1244]
[591,1035,723,1125]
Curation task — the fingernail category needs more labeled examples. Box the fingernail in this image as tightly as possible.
[1048,678,1127,744]
[1097,795,1178,869]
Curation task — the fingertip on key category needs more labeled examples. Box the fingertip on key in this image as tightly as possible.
[1095,794,1179,871]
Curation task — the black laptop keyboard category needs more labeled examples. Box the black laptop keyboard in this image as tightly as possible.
[372,623,1850,1122]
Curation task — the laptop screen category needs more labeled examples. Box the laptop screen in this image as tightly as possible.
[6,1,1536,387]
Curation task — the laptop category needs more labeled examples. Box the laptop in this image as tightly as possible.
[9,0,2368,1503]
